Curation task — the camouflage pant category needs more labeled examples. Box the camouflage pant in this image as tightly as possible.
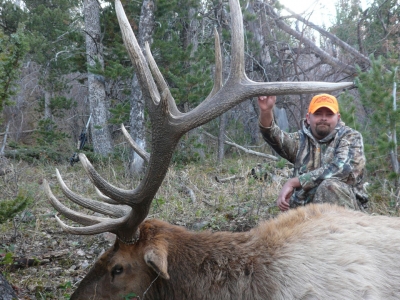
[289,179,361,210]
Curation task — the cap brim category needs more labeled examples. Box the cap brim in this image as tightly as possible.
[310,105,338,114]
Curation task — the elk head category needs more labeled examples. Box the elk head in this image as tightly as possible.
[43,0,353,299]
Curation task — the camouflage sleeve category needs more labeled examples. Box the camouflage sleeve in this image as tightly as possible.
[298,130,366,191]
[259,119,300,163]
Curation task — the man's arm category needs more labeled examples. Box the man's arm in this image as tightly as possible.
[258,96,299,163]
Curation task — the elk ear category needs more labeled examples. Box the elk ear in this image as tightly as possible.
[144,245,170,280]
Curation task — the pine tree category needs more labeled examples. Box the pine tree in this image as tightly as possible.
[18,0,83,146]
[340,56,400,190]
[331,0,400,58]
[0,28,28,112]
[152,0,214,109]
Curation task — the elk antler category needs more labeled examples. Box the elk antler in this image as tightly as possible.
[43,0,354,243]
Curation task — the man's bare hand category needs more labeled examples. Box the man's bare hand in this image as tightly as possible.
[277,177,301,211]
[257,95,276,112]
[257,96,276,128]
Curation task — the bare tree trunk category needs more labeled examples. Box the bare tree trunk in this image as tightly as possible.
[216,0,229,164]
[0,121,11,176]
[84,0,113,155]
[130,0,155,175]
[274,106,289,132]
[390,74,399,188]
[44,90,52,120]
[217,113,227,163]
[0,121,10,156]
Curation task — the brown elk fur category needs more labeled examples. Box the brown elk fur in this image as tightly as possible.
[71,203,400,299]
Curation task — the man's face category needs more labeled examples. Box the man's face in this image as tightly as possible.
[306,107,340,140]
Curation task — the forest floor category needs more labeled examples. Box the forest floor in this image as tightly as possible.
[0,152,396,299]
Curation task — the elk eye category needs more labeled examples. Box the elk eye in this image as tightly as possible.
[111,264,124,276]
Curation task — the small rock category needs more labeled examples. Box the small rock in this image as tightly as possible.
[69,265,76,271]
[80,260,90,269]
[192,220,209,231]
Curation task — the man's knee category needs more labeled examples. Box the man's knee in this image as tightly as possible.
[314,179,358,209]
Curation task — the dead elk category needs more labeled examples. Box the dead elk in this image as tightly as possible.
[40,0,375,299]
[48,204,400,299]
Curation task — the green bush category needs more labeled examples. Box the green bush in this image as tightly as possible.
[0,190,33,224]
[172,135,205,167]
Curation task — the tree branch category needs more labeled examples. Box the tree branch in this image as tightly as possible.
[281,5,371,66]
[203,131,279,161]
[263,3,358,75]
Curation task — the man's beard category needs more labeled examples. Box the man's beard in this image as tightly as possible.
[315,123,331,138]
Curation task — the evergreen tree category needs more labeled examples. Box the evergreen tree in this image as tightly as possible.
[152,0,214,109]
[0,28,28,112]
[18,0,82,145]
[340,56,400,189]
[331,0,400,58]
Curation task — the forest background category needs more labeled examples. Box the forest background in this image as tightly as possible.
[0,0,399,298]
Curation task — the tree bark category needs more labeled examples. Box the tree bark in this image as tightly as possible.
[390,78,399,188]
[217,113,227,164]
[44,89,52,120]
[84,0,113,155]
[130,0,155,175]
[0,121,11,176]
[0,121,10,155]
[216,0,229,163]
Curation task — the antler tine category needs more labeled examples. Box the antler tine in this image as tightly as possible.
[121,124,150,163]
[115,0,160,109]
[44,179,110,226]
[95,187,120,205]
[144,42,182,117]
[45,178,133,235]
[53,214,132,236]
[78,153,141,205]
[229,0,246,81]
[205,28,223,101]
[55,169,130,218]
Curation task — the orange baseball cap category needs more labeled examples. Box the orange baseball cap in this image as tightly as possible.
[308,94,339,114]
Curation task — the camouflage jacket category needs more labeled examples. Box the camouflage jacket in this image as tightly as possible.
[260,119,368,204]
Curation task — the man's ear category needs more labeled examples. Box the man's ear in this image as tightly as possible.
[306,112,311,124]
